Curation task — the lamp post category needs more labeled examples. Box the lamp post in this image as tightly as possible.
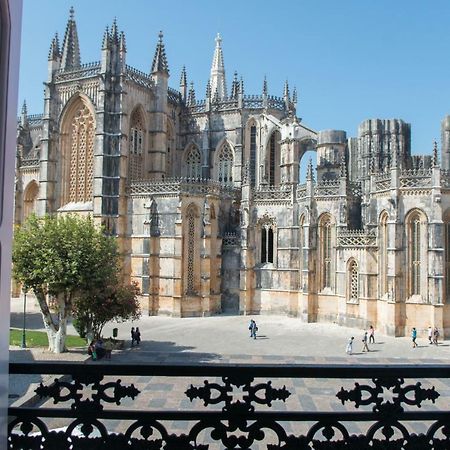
[21,289,26,348]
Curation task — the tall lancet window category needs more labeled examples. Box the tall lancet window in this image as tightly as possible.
[185,145,202,179]
[410,215,421,295]
[68,104,95,203]
[406,210,427,298]
[217,142,233,184]
[348,259,358,302]
[268,131,281,186]
[129,109,144,180]
[319,215,334,290]
[250,126,257,186]
[185,204,199,294]
[260,218,275,264]
[379,212,388,296]
[445,215,450,303]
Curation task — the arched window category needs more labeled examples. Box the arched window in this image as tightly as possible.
[216,142,233,184]
[250,125,257,186]
[261,225,274,263]
[379,212,388,296]
[23,181,38,221]
[60,99,95,206]
[445,214,450,303]
[129,108,145,180]
[411,215,421,295]
[185,145,201,179]
[185,204,199,294]
[348,259,358,302]
[166,121,175,177]
[406,210,427,298]
[319,215,334,290]
[268,130,281,186]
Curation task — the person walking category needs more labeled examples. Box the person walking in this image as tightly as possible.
[131,327,135,347]
[411,327,418,348]
[135,327,141,346]
[433,327,440,345]
[428,326,433,345]
[368,325,375,344]
[249,320,258,340]
[346,337,354,355]
[362,331,370,352]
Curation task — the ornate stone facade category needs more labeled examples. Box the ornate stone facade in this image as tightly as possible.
[15,9,450,336]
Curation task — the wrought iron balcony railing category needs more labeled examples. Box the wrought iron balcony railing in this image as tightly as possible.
[8,362,450,449]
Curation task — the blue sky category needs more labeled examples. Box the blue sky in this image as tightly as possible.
[19,0,450,155]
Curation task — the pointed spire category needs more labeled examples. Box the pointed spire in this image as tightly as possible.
[205,80,212,99]
[209,33,227,100]
[102,26,110,50]
[180,66,187,101]
[187,81,196,106]
[239,77,244,96]
[340,154,347,178]
[61,6,81,69]
[111,17,119,45]
[119,31,126,53]
[213,87,220,103]
[151,31,169,75]
[283,80,290,100]
[292,87,298,104]
[306,158,314,181]
[20,100,28,127]
[180,66,187,87]
[48,32,60,61]
[433,140,439,167]
[263,75,268,96]
[231,71,239,99]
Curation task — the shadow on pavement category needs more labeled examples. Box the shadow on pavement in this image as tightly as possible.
[110,339,222,364]
[10,312,48,330]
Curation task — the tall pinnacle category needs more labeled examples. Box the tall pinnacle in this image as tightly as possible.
[209,33,227,100]
[151,31,169,75]
[61,6,81,69]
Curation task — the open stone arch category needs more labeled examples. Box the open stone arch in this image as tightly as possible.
[297,136,318,183]
[128,105,146,180]
[23,179,39,221]
[213,138,235,185]
[58,94,96,208]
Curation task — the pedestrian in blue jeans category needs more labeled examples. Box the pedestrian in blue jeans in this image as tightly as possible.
[249,319,258,339]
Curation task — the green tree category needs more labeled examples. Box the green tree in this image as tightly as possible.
[12,214,119,353]
[73,281,141,342]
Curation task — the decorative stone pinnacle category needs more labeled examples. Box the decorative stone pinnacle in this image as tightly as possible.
[263,75,268,95]
[433,140,439,166]
[69,6,75,20]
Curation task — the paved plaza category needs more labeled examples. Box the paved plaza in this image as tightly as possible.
[9,297,450,447]
[10,296,450,364]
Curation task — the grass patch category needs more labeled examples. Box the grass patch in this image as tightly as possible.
[10,328,86,348]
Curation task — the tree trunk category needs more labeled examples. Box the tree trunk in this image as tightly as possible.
[54,296,69,353]
[34,289,58,352]
[86,321,94,345]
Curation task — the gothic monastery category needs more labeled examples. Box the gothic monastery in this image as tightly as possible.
[15,9,450,336]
